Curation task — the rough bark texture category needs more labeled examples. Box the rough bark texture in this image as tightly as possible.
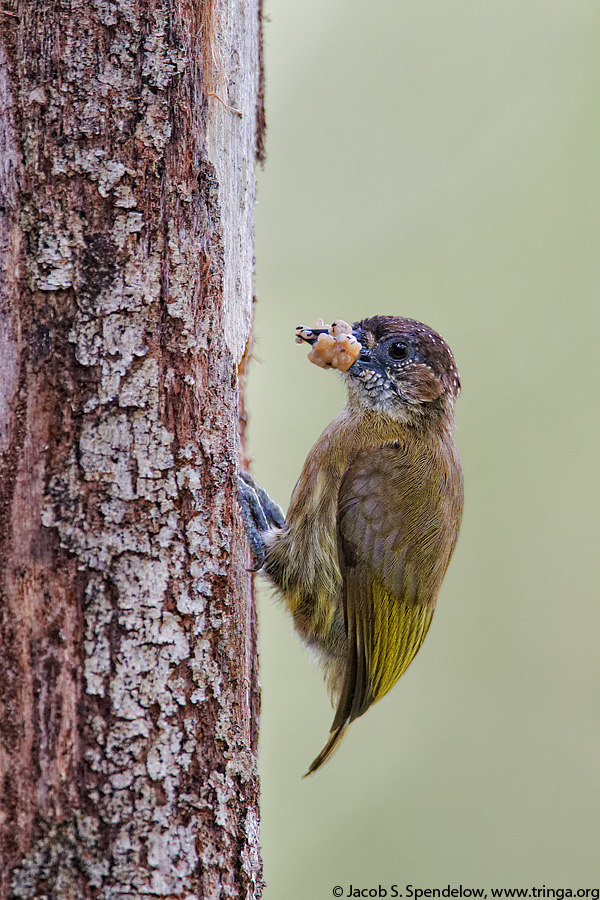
[0,1,264,897]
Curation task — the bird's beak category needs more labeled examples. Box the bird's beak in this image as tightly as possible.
[344,328,368,372]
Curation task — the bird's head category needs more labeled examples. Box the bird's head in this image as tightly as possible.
[343,316,461,425]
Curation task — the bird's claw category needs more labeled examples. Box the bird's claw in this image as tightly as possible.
[237,472,285,568]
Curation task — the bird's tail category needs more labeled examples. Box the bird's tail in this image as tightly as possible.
[303,720,350,777]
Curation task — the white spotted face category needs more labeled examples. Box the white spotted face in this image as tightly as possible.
[343,316,461,422]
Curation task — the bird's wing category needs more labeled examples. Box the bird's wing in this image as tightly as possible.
[305,442,461,775]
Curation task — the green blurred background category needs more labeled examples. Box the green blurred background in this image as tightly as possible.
[247,1,600,895]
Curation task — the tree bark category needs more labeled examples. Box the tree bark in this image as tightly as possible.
[0,1,264,897]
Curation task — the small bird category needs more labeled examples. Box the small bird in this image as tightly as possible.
[239,315,464,775]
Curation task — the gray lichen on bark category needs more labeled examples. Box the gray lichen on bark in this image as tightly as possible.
[0,0,264,897]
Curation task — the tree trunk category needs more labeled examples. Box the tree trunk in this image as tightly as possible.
[0,1,264,897]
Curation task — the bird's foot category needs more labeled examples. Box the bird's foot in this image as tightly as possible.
[237,471,285,569]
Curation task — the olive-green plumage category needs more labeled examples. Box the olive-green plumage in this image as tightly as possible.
[262,316,464,774]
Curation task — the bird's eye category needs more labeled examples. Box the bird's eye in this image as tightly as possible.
[388,340,410,361]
